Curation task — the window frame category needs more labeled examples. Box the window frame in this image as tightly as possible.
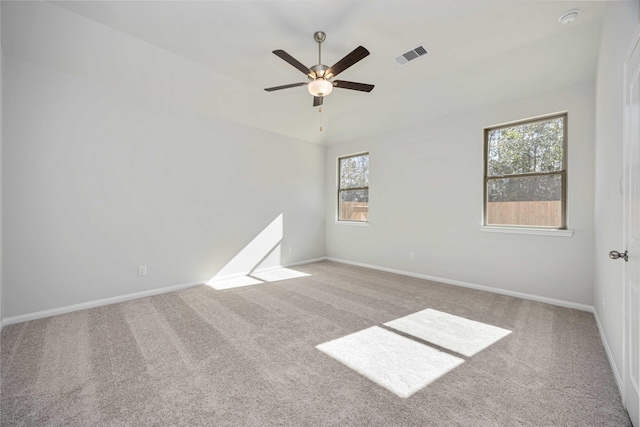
[337,152,370,223]
[483,113,568,230]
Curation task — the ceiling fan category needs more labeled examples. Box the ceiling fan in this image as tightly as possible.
[264,31,374,107]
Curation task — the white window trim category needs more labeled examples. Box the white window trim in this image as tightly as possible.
[479,226,574,237]
[334,220,370,226]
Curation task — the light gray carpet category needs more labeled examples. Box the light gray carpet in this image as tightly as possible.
[0,261,631,426]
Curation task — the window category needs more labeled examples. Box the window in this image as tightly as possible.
[484,114,567,229]
[338,153,369,222]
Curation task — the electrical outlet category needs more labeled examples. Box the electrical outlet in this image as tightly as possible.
[289,246,293,254]
[138,265,147,276]
[602,296,605,311]
[409,253,415,261]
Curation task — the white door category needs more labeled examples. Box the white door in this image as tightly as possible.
[624,32,640,427]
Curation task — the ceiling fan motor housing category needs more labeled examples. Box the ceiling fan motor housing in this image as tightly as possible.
[311,64,329,79]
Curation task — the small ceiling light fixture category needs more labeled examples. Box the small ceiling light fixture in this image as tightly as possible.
[559,9,579,24]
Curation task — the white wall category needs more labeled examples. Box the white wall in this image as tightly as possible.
[326,82,595,306]
[3,57,325,318]
[593,1,640,389]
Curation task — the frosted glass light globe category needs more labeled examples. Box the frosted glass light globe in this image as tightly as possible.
[308,79,333,97]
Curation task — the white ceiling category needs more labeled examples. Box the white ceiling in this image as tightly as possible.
[2,1,606,144]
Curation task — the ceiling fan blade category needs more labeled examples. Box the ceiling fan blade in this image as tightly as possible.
[273,50,313,76]
[313,96,323,107]
[333,80,375,93]
[326,46,370,78]
[264,82,307,92]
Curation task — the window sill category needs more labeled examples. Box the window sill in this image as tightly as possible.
[334,220,370,227]
[479,226,574,237]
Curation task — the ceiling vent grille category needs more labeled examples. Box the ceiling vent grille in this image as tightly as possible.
[394,45,428,66]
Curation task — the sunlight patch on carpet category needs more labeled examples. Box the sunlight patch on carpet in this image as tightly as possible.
[251,268,310,282]
[207,276,264,290]
[316,326,464,398]
[207,268,311,290]
[384,309,512,357]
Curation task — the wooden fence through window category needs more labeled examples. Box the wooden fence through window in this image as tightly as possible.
[340,202,369,221]
[487,201,561,227]
[340,201,561,227]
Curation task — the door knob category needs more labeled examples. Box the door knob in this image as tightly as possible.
[609,250,628,261]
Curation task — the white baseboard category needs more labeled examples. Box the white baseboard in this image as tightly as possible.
[593,309,624,398]
[1,257,328,327]
[1,280,203,327]
[325,257,594,312]
[286,257,327,267]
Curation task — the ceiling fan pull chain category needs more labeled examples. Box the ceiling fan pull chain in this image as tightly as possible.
[319,107,323,131]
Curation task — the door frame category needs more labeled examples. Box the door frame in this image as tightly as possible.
[623,26,640,426]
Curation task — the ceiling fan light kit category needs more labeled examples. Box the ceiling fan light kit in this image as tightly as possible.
[308,79,333,97]
[265,31,374,107]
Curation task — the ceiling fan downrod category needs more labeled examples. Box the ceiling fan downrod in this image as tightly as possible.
[314,31,326,66]
[312,31,329,79]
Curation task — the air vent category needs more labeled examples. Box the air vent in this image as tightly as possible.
[394,45,428,66]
